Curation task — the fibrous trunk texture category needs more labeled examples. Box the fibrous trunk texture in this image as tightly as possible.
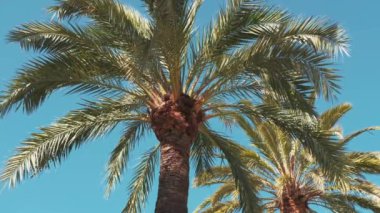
[280,197,308,213]
[151,94,202,213]
[280,186,309,213]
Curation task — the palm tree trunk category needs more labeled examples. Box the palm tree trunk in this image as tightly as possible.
[151,94,201,213]
[155,139,191,213]
[280,197,308,213]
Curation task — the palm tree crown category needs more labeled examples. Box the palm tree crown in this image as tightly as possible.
[194,103,380,212]
[0,0,348,212]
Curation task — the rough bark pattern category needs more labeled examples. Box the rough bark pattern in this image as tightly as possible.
[155,140,190,213]
[151,94,202,213]
[280,197,308,213]
[280,186,309,213]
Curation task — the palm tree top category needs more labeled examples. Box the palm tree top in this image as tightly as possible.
[195,103,380,212]
[0,0,349,115]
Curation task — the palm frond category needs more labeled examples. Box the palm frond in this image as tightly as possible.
[348,152,380,174]
[191,129,216,176]
[49,0,152,39]
[8,21,106,54]
[317,194,356,213]
[198,201,240,213]
[209,183,237,206]
[105,120,150,197]
[351,179,380,198]
[340,126,380,146]
[282,16,349,57]
[199,125,262,212]
[146,0,194,97]
[122,145,160,213]
[345,194,380,212]
[321,193,380,213]
[0,51,141,116]
[194,166,233,187]
[198,33,338,111]
[1,101,145,187]
[232,116,277,174]
[319,103,352,130]
[252,39,341,101]
[48,1,167,90]
[236,102,353,190]
[234,16,346,101]
[193,197,213,213]
[202,0,287,59]
[186,1,288,93]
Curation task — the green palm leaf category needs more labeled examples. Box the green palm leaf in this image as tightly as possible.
[122,145,160,213]
[105,120,150,197]
[195,104,380,213]
[200,125,262,212]
[1,101,145,187]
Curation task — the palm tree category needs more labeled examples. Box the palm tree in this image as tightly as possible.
[0,0,348,212]
[194,103,380,213]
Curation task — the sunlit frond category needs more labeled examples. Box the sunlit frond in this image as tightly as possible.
[348,152,380,174]
[197,201,240,213]
[319,103,352,130]
[212,184,237,204]
[351,179,380,199]
[49,0,152,39]
[340,126,380,146]
[194,166,233,187]
[1,101,145,187]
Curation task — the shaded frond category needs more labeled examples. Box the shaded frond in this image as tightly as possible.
[319,193,356,213]
[105,120,150,197]
[281,16,349,57]
[191,129,217,176]
[122,145,160,213]
[186,1,289,93]
[345,194,380,212]
[200,125,262,212]
[0,52,136,116]
[8,21,108,54]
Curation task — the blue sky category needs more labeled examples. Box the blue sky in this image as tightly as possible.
[0,1,379,212]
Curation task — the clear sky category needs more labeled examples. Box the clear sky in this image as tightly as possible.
[0,1,379,212]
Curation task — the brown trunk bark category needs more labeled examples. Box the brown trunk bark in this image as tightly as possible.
[280,196,308,213]
[155,138,191,213]
[151,94,202,213]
